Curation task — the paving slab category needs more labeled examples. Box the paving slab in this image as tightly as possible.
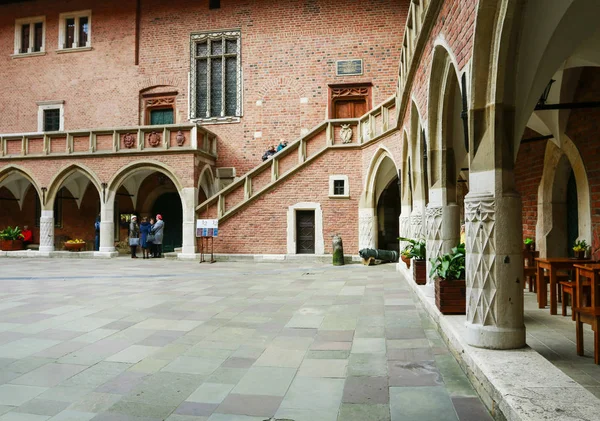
[0,259,493,421]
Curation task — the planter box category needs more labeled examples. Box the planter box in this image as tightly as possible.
[0,239,23,251]
[413,259,426,285]
[435,278,466,314]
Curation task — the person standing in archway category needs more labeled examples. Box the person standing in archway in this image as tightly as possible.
[94,215,101,251]
[152,214,164,258]
[129,215,140,258]
[139,217,152,259]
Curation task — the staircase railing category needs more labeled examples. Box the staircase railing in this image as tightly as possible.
[197,96,396,221]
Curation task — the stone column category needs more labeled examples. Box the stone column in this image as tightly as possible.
[464,191,525,349]
[99,199,115,254]
[425,203,460,286]
[358,208,376,250]
[39,210,54,254]
[180,187,198,258]
[409,209,423,239]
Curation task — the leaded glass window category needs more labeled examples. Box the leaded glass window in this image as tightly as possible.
[190,30,241,121]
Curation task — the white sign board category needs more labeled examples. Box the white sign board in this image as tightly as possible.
[196,219,218,237]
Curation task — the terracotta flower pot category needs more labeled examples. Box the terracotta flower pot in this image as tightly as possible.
[435,277,466,314]
[64,242,86,251]
[0,239,23,251]
[401,255,411,269]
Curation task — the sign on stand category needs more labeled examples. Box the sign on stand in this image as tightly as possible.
[196,219,218,263]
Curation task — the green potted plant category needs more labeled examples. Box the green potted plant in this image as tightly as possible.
[523,238,534,251]
[400,247,412,269]
[398,237,427,285]
[0,226,24,251]
[430,243,466,314]
[573,239,589,259]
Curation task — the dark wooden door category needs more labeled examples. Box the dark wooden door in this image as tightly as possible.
[334,99,367,119]
[296,210,315,254]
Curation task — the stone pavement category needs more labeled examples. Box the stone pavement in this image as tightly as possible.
[0,258,491,421]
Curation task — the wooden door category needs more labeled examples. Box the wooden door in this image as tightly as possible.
[334,99,367,119]
[150,108,174,125]
[296,210,315,254]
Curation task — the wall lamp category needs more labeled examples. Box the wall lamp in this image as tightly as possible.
[41,187,47,205]
[101,182,108,203]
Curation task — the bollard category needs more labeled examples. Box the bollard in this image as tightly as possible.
[332,234,345,266]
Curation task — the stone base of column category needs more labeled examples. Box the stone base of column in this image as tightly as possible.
[465,322,526,349]
[99,247,116,253]
[94,251,119,258]
[423,283,434,298]
[177,253,200,260]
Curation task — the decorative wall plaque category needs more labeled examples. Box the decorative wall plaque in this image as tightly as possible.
[340,124,353,143]
[176,130,186,146]
[148,131,161,147]
[123,133,135,149]
[336,59,363,76]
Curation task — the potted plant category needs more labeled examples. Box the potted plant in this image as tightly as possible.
[398,237,427,285]
[573,239,589,259]
[400,247,412,269]
[0,226,24,251]
[524,238,534,251]
[65,239,86,251]
[430,243,466,314]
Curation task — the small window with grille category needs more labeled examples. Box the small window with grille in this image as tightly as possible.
[37,101,64,132]
[329,175,349,198]
[43,109,60,132]
[190,29,241,123]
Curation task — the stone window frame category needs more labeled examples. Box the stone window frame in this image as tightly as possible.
[37,100,64,132]
[329,175,350,198]
[189,29,242,124]
[286,202,325,255]
[13,16,46,58]
[57,10,92,53]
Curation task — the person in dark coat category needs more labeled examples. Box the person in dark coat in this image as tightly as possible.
[139,216,152,259]
[151,214,165,258]
[94,215,101,251]
[129,215,140,258]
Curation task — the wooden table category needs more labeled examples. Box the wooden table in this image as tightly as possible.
[536,258,595,315]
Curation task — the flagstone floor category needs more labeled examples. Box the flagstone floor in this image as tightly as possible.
[0,258,491,421]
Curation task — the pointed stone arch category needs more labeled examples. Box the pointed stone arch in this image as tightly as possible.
[197,164,216,203]
[359,146,400,250]
[0,165,43,210]
[46,163,102,210]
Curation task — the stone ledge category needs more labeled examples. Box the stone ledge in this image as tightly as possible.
[401,268,600,421]
[171,252,362,264]
[0,250,119,259]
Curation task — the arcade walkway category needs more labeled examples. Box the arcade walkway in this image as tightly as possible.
[0,259,490,421]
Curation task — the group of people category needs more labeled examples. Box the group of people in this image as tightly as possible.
[261,140,288,161]
[129,214,164,259]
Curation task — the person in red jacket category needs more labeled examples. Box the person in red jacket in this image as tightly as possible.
[21,225,33,247]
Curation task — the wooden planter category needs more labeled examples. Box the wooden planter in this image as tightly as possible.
[0,239,23,251]
[64,242,86,252]
[413,259,426,285]
[435,278,466,314]
[574,250,586,259]
[401,255,411,269]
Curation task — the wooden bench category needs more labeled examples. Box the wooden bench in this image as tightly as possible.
[575,306,600,364]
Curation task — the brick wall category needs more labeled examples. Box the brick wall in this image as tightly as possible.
[0,0,407,175]
[198,148,362,254]
[514,128,547,241]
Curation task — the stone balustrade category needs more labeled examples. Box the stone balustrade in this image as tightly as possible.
[0,123,217,159]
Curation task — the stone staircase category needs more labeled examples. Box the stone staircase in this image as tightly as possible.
[196,95,397,221]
